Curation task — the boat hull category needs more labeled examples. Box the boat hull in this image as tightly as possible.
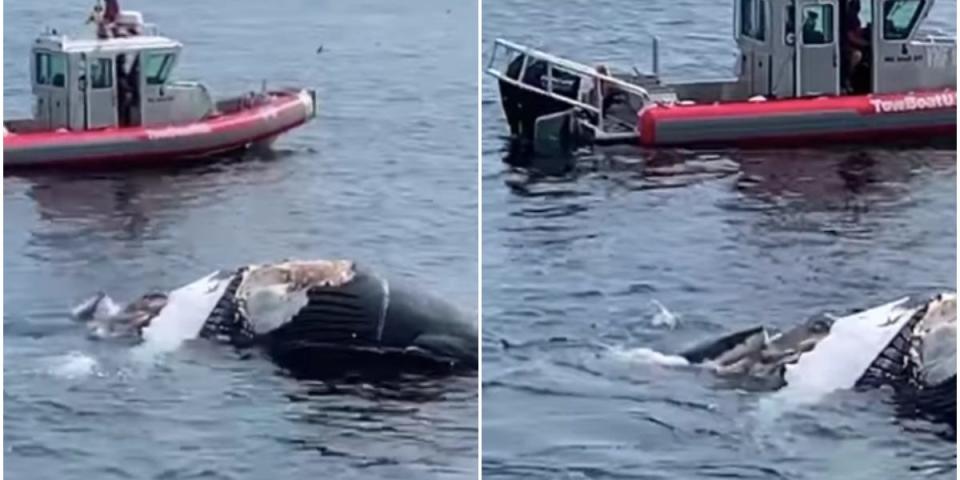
[638,89,956,148]
[4,89,316,169]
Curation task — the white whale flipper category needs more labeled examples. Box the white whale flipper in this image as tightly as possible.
[136,271,234,355]
[758,297,913,420]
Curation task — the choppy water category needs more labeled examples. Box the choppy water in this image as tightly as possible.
[482,1,957,479]
[5,1,477,478]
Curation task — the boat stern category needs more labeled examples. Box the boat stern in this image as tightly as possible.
[297,88,318,120]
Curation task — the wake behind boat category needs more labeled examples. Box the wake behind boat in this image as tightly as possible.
[4,1,317,169]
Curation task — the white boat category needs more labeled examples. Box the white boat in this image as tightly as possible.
[487,0,956,154]
[4,3,317,169]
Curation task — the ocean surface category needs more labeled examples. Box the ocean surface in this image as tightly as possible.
[482,1,957,479]
[4,1,477,479]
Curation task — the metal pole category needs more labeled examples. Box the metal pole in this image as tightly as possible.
[596,70,604,132]
[652,36,660,78]
[546,63,553,95]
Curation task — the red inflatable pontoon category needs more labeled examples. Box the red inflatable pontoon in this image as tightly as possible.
[637,89,956,148]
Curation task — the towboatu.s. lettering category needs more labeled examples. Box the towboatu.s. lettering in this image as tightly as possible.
[868,91,957,114]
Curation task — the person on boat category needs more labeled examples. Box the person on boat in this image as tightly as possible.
[87,2,108,39]
[116,55,130,126]
[104,0,120,33]
[841,0,870,93]
[116,55,140,127]
[593,64,625,116]
[87,0,121,39]
[802,10,826,44]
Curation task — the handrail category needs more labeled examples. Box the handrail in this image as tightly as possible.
[486,38,670,135]
[917,35,956,45]
[489,38,655,101]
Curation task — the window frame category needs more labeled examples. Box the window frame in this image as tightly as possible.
[35,51,67,88]
[800,3,835,45]
[882,0,925,41]
[144,53,176,86]
[35,52,51,86]
[785,3,796,45]
[90,57,113,90]
[740,0,769,43]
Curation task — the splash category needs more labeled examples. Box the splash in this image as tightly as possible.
[650,299,679,329]
[608,345,690,367]
[48,351,99,379]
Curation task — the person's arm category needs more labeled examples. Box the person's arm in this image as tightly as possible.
[848,31,868,48]
[846,21,869,48]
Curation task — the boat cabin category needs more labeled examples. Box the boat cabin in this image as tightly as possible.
[735,0,956,97]
[27,11,214,132]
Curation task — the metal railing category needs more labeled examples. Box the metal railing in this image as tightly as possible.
[916,34,956,46]
[486,38,660,133]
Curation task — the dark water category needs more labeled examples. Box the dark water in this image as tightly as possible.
[482,1,956,479]
[5,1,477,478]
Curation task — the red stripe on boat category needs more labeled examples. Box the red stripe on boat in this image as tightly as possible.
[4,93,304,149]
[637,88,956,147]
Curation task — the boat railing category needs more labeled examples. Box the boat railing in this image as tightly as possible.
[139,23,160,36]
[486,38,659,133]
[916,34,956,46]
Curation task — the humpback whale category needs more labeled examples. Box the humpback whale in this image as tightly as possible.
[72,259,477,377]
[678,292,956,429]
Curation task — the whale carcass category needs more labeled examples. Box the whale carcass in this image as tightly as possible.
[678,292,956,429]
[72,259,477,377]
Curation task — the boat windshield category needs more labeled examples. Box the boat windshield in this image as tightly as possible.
[883,0,925,40]
[35,51,67,88]
[740,0,768,41]
[144,52,176,85]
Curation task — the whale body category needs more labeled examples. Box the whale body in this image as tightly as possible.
[678,292,956,429]
[72,259,478,377]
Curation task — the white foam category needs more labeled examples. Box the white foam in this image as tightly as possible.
[610,346,691,367]
[650,299,679,329]
[134,271,233,358]
[48,351,99,379]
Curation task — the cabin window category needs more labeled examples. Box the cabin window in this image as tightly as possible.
[35,53,50,85]
[883,0,924,40]
[90,58,113,89]
[740,0,767,41]
[801,4,834,44]
[785,4,795,45]
[144,53,176,85]
[35,52,67,88]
